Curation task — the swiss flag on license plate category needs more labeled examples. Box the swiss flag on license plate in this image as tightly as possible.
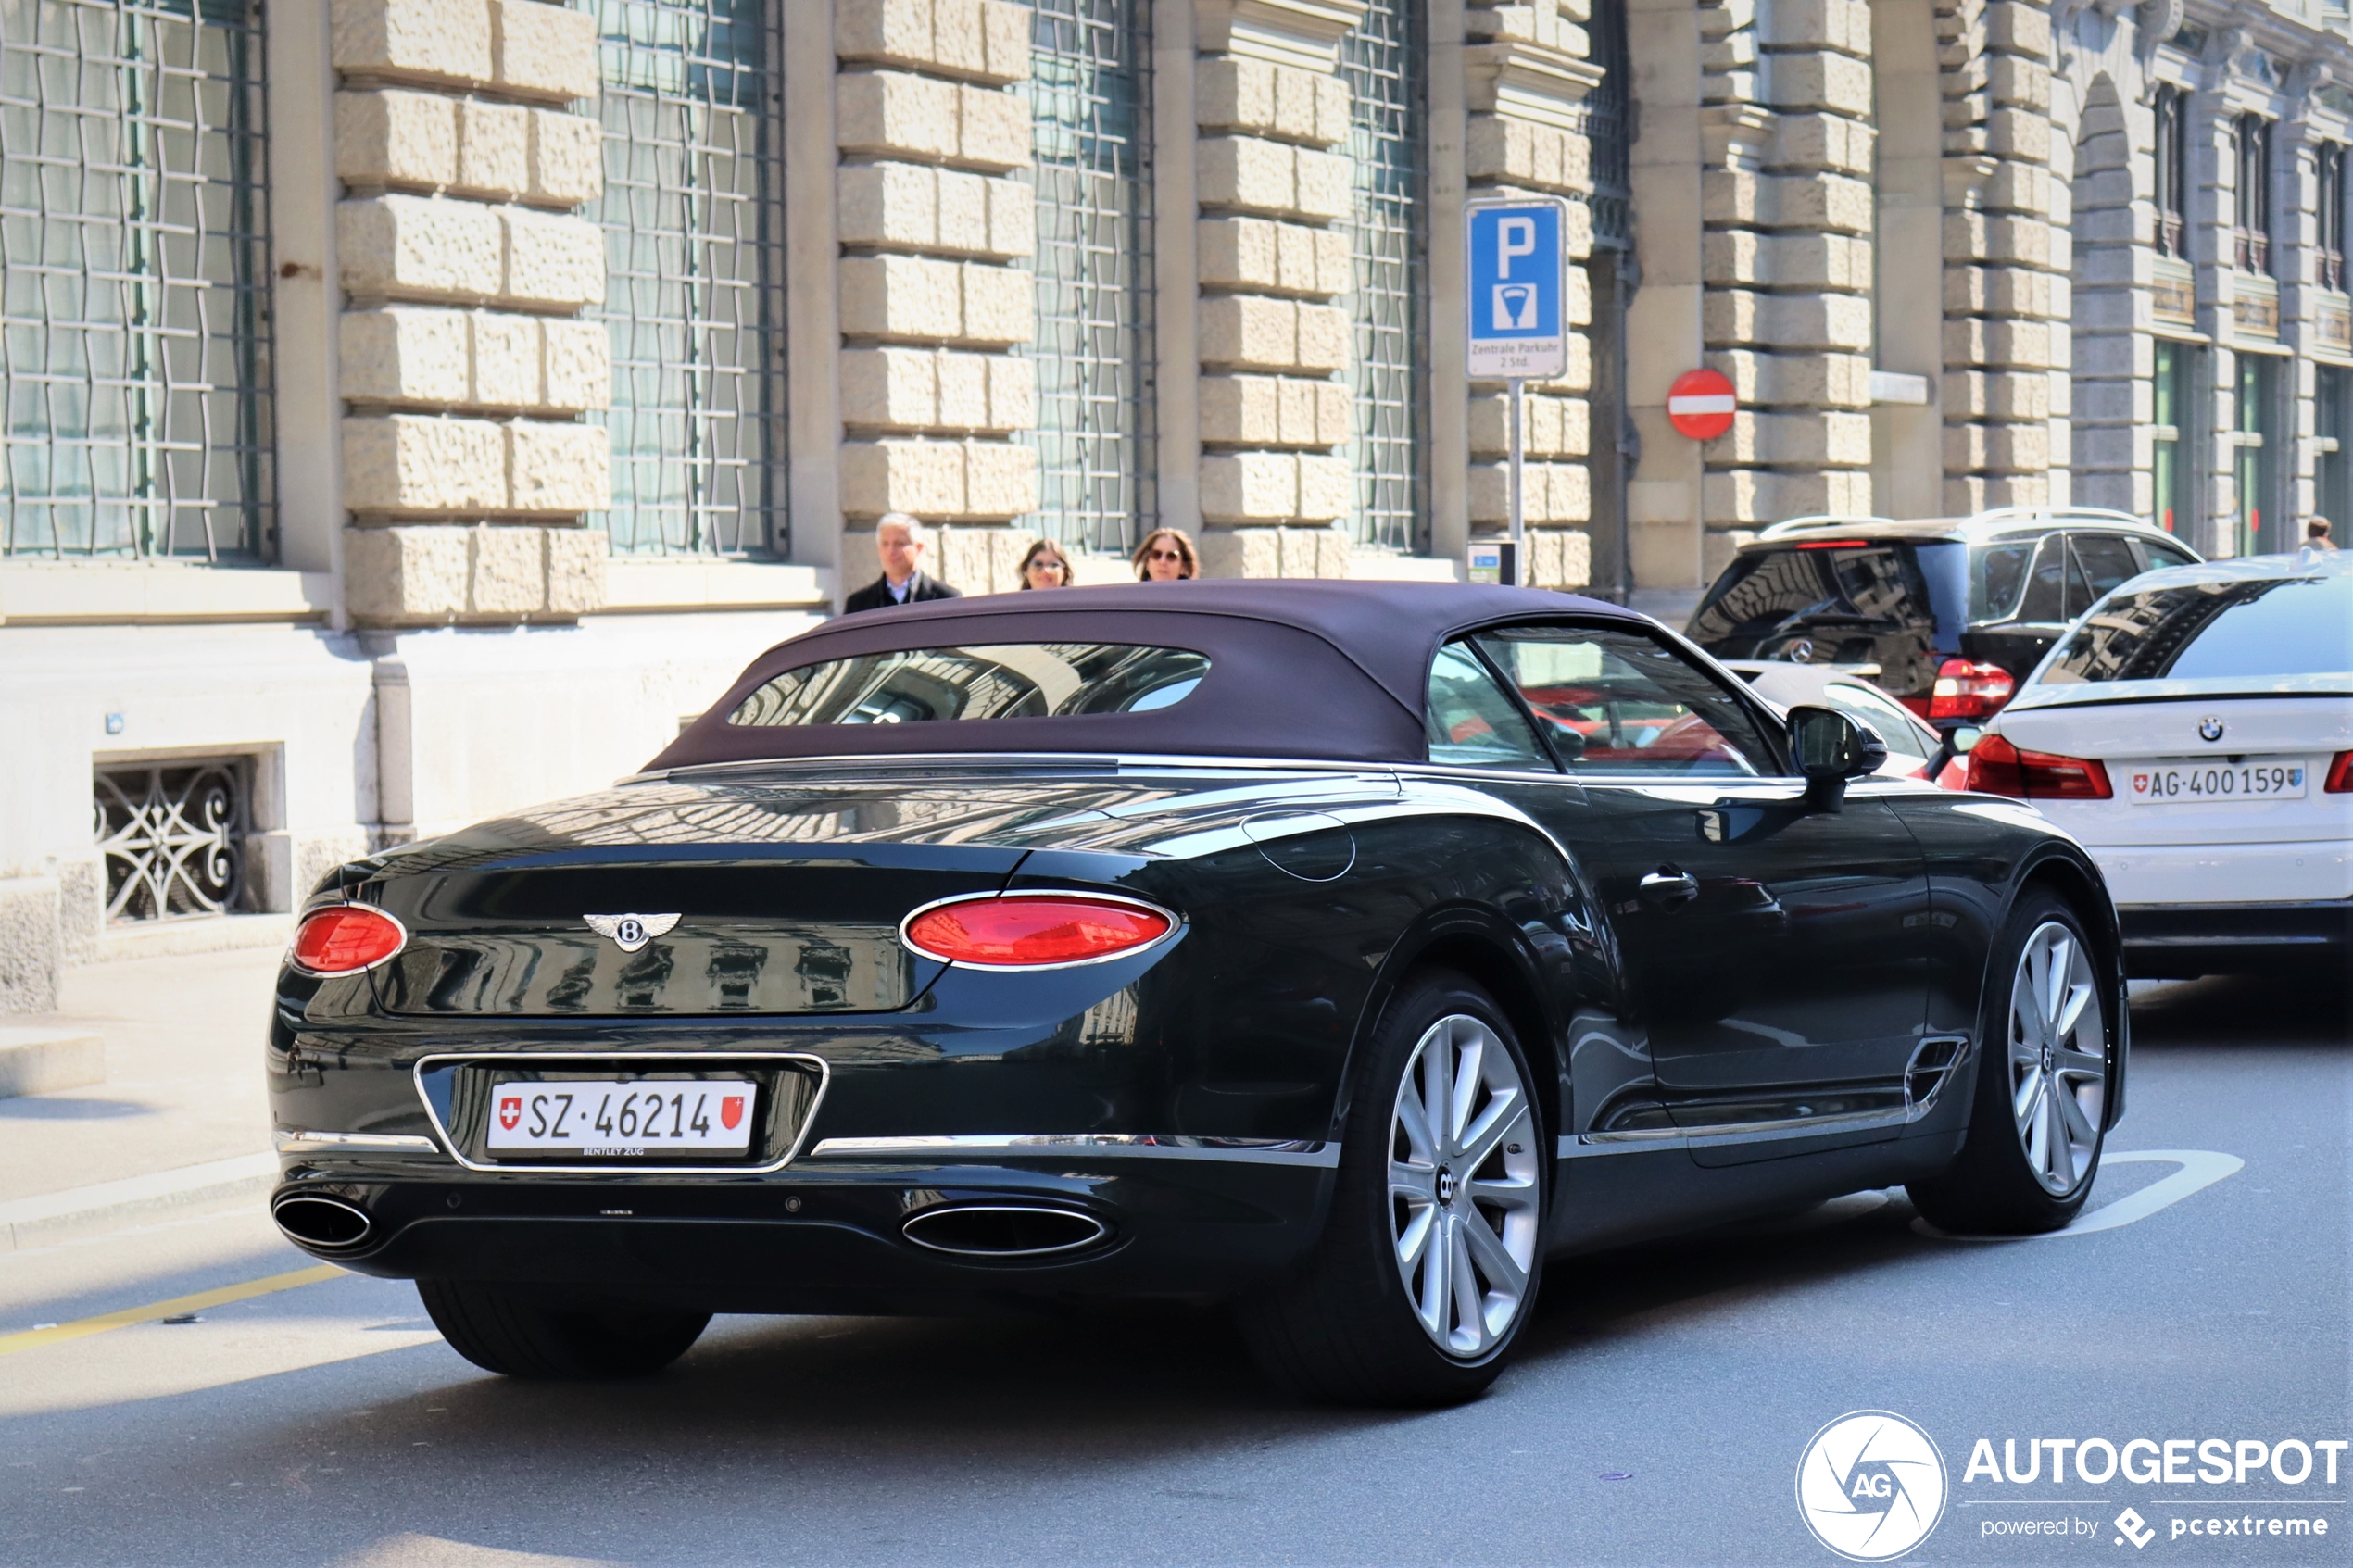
[497,1096,522,1131]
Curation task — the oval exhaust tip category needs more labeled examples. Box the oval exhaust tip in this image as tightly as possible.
[271,1193,373,1249]
[900,1204,1108,1258]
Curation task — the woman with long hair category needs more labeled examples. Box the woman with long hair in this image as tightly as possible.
[1017,537,1075,588]
[1132,528,1198,582]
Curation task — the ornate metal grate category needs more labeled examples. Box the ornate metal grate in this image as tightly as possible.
[0,0,273,559]
[1340,0,1427,554]
[1582,0,1631,252]
[1023,0,1154,557]
[94,758,250,922]
[585,0,785,556]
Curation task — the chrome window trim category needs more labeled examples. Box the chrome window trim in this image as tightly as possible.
[807,1134,1340,1167]
[409,1049,831,1175]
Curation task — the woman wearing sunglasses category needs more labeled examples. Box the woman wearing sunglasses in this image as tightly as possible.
[1132,528,1199,582]
[1017,537,1076,589]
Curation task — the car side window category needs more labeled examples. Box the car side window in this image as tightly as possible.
[1822,681,1931,763]
[1425,640,1554,770]
[2135,537,2197,572]
[2017,535,2068,623]
[2070,533,2141,610]
[1472,624,1780,777]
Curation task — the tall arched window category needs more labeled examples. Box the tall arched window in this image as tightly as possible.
[1340,0,1427,555]
[2153,86,2189,258]
[1025,0,1155,556]
[2234,112,2273,275]
[586,0,786,556]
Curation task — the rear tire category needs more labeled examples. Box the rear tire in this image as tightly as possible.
[1239,970,1546,1407]
[417,1279,710,1379]
[1907,890,2111,1235]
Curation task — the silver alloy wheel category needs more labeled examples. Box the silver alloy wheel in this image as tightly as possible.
[2007,920,2108,1195]
[1389,1014,1541,1359]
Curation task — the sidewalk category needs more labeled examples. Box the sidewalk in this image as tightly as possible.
[0,944,283,1234]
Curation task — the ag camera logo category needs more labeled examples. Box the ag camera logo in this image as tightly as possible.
[1797,1411,1950,1561]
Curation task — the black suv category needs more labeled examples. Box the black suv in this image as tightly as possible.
[1686,509,2204,728]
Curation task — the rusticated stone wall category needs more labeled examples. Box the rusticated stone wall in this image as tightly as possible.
[1191,1,1363,579]
[834,0,1040,594]
[331,0,613,625]
[1465,0,1598,590]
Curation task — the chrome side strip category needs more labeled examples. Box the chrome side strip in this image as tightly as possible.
[1557,1101,1925,1160]
[807,1134,1340,1167]
[274,1130,443,1155]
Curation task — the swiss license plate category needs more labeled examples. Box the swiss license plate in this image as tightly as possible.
[2127,759,2308,805]
[486,1080,755,1157]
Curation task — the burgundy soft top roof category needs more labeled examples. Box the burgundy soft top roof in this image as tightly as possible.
[647,579,1641,771]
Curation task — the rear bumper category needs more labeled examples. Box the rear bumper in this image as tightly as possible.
[2117,899,2353,976]
[271,1149,1334,1312]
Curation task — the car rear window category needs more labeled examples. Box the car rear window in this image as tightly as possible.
[2039,573,2353,683]
[1689,543,1933,642]
[727,644,1211,725]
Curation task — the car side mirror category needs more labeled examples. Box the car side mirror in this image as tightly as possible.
[1788,706,1887,809]
[1952,725,1982,755]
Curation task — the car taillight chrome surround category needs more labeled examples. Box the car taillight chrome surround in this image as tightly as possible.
[289,904,408,975]
[1963,733,2113,800]
[899,891,1180,971]
[1930,658,2016,721]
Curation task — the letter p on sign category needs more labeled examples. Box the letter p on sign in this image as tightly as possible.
[1497,218,1537,277]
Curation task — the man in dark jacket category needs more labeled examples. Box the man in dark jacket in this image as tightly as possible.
[845,512,963,612]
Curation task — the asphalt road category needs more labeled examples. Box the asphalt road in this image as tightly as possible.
[1,975,2344,1568]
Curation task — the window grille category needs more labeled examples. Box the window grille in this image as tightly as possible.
[2234,113,2272,275]
[94,757,251,922]
[0,0,272,559]
[1340,0,1427,555]
[1581,0,1631,252]
[585,0,785,556]
[2154,87,2188,259]
[1023,0,1153,557]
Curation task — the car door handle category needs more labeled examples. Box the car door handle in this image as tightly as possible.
[1639,868,1700,909]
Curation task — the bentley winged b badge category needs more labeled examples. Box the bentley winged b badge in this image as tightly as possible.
[584,913,681,953]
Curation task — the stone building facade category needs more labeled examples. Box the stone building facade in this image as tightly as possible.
[3,0,2348,1006]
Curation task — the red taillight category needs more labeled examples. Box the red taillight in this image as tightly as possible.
[902,894,1175,969]
[1963,732,2113,800]
[1929,658,2016,721]
[291,906,406,973]
[2327,751,2353,793]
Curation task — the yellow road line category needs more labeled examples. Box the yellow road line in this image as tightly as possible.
[0,1264,346,1358]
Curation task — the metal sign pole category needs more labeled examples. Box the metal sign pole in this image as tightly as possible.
[1507,376,1524,586]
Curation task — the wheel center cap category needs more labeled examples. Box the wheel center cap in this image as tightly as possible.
[1436,1166,1458,1204]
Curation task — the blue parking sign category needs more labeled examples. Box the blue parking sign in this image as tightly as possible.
[1466,198,1568,380]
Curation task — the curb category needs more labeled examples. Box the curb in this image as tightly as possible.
[0,1152,279,1253]
[0,1027,106,1099]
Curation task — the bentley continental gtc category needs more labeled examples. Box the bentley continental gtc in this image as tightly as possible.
[268,582,2127,1405]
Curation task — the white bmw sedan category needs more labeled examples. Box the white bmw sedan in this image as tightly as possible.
[1961,549,2353,977]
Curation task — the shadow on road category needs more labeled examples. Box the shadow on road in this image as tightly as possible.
[2127,969,2353,1049]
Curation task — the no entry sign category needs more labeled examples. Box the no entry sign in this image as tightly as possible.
[1667,368,1737,441]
